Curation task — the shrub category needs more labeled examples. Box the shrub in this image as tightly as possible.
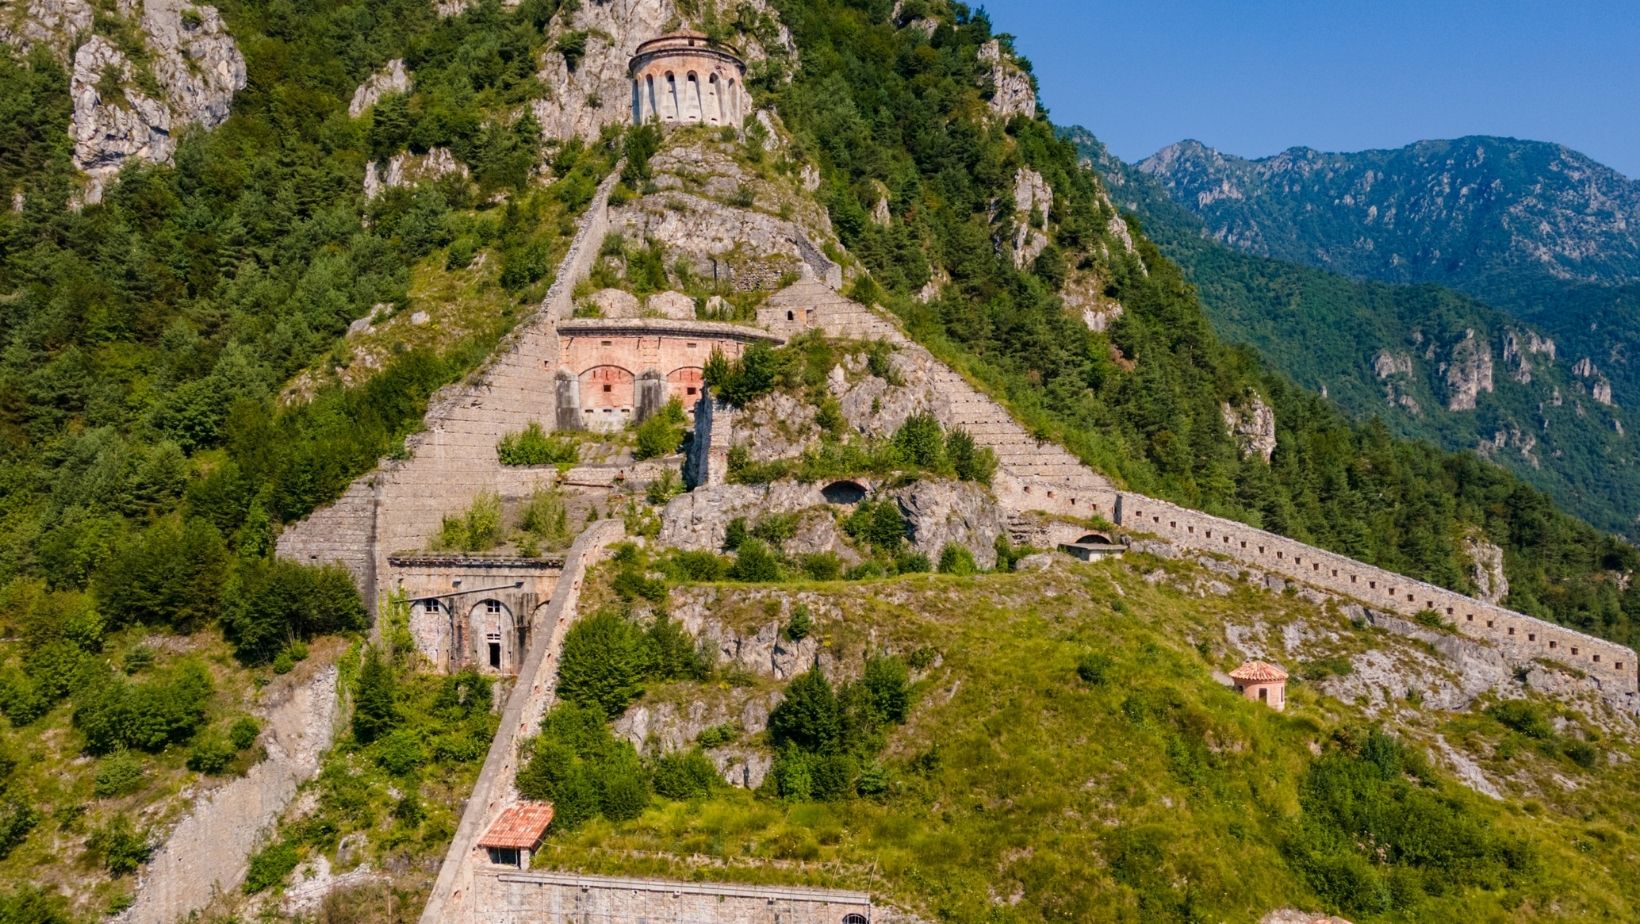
[186,734,236,775]
[94,752,146,798]
[946,428,997,484]
[497,423,578,466]
[723,517,749,551]
[221,559,367,665]
[558,611,650,716]
[434,491,504,553]
[243,841,299,893]
[88,814,150,875]
[518,485,572,550]
[696,723,737,749]
[373,729,426,777]
[771,747,813,800]
[810,753,858,800]
[751,513,798,545]
[728,539,782,582]
[799,552,843,581]
[769,670,841,753]
[861,656,911,724]
[351,647,399,744]
[646,615,708,681]
[74,661,212,755]
[784,604,813,642]
[650,749,718,800]
[703,343,794,407]
[845,500,905,551]
[228,716,261,750]
[1487,700,1553,739]
[893,552,931,574]
[645,469,683,504]
[937,543,978,575]
[666,550,728,582]
[1077,653,1114,686]
[891,413,945,469]
[633,413,684,460]
[0,800,39,861]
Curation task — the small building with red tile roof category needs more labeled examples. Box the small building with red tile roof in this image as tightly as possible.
[477,801,555,868]
[1230,660,1289,711]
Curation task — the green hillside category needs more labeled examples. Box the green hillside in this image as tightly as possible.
[523,548,1640,922]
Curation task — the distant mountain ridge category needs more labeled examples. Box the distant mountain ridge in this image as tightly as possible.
[1072,128,1640,540]
[1136,135,1640,306]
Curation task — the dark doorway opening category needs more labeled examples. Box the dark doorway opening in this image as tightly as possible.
[489,641,502,669]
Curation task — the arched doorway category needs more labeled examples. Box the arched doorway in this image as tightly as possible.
[469,599,514,672]
[822,480,868,505]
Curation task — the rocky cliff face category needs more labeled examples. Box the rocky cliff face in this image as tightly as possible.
[1221,395,1277,462]
[4,0,246,202]
[1441,329,1495,412]
[977,38,1035,121]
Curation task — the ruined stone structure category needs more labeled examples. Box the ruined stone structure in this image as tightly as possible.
[629,32,748,127]
[472,871,879,924]
[394,554,563,674]
[556,318,780,431]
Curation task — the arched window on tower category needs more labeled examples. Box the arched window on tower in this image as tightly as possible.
[707,73,722,123]
[646,74,657,122]
[664,72,679,121]
[727,78,739,123]
[686,72,702,121]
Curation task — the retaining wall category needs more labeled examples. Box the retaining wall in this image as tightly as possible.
[472,870,876,924]
[420,519,625,924]
[278,170,620,610]
[1114,493,1638,697]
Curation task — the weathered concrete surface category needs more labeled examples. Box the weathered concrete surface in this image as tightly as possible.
[119,662,340,924]
[419,518,624,924]
[473,870,879,924]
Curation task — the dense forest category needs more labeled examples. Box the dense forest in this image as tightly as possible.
[761,0,1640,647]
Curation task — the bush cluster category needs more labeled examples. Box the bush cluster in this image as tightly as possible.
[497,423,579,466]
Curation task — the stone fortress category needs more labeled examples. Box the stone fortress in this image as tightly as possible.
[269,26,1640,924]
[628,31,749,128]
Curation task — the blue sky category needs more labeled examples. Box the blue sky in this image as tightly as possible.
[992,0,1640,177]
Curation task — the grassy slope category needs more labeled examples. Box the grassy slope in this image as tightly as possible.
[535,557,1640,923]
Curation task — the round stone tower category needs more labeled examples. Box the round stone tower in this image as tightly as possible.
[628,32,748,127]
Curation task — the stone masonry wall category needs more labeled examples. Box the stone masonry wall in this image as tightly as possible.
[1115,493,1638,698]
[473,871,877,924]
[278,171,619,609]
[419,519,624,924]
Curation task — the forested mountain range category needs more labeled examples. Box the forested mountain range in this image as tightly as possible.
[1128,134,1640,510]
[1077,129,1640,541]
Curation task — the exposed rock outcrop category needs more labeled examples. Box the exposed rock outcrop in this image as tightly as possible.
[889,479,1007,569]
[348,58,411,118]
[53,1,248,201]
[1441,329,1494,411]
[1502,328,1555,384]
[1010,166,1051,269]
[977,39,1035,121]
[1221,395,1277,463]
[1463,534,1510,605]
[363,147,470,199]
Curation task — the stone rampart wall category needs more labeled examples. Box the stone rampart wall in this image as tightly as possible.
[472,870,876,924]
[1116,493,1638,696]
[419,519,624,924]
[278,170,619,609]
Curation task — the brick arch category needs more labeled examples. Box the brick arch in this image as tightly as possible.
[581,364,635,411]
[666,365,706,405]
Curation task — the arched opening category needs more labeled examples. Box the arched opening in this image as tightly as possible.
[1074,533,1115,546]
[707,73,722,124]
[666,366,706,405]
[631,78,641,123]
[822,480,868,505]
[727,78,739,123]
[842,914,870,924]
[664,72,679,121]
[470,599,512,672]
[685,72,702,121]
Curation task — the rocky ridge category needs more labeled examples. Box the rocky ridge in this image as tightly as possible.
[5,0,247,202]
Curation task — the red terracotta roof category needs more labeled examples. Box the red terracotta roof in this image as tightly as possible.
[1230,660,1289,682]
[478,802,555,850]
